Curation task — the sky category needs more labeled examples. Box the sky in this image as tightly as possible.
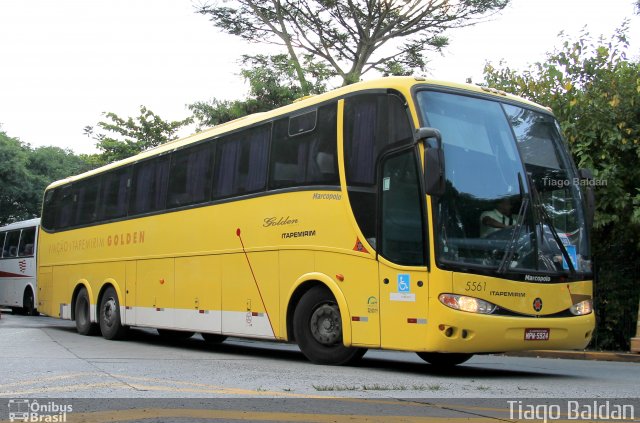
[0,0,638,155]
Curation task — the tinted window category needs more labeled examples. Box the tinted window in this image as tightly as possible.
[270,104,338,189]
[0,233,5,256]
[168,142,214,208]
[130,155,170,215]
[3,230,20,258]
[343,93,413,247]
[212,125,270,199]
[380,150,425,265]
[75,176,100,225]
[289,110,317,135]
[97,167,130,221]
[18,227,36,256]
[55,185,75,229]
[344,94,412,186]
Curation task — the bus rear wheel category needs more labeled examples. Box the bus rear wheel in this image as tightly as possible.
[416,352,473,367]
[99,286,128,340]
[75,287,98,336]
[293,286,366,365]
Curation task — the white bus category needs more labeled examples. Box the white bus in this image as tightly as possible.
[0,218,39,315]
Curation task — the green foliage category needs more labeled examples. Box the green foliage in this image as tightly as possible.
[198,0,509,86]
[86,105,193,164]
[483,23,640,350]
[0,129,93,225]
[189,54,332,129]
[0,130,32,223]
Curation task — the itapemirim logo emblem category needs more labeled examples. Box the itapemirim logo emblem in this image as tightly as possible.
[8,399,72,422]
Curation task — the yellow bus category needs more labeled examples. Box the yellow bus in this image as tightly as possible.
[37,77,595,366]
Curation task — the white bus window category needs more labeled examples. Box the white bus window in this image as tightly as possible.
[3,230,20,258]
[18,227,36,257]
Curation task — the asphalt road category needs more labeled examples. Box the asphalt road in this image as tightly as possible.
[1,313,638,422]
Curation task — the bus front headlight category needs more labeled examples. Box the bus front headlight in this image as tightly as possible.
[438,294,497,314]
[570,299,593,316]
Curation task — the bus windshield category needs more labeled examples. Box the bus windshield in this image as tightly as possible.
[416,90,591,279]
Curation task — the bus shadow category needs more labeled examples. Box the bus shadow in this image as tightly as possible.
[44,325,586,380]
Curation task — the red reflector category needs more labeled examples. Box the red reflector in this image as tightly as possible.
[352,316,361,321]
[407,318,418,324]
[199,310,205,314]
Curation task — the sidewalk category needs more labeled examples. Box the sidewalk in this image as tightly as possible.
[503,349,640,363]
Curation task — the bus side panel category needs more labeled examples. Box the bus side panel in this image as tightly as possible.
[50,265,83,319]
[221,252,278,339]
[124,261,136,326]
[175,255,222,333]
[315,252,380,348]
[136,258,175,329]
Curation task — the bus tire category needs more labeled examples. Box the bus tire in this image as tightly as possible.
[201,333,227,345]
[75,288,98,336]
[416,352,473,367]
[293,286,367,365]
[99,286,128,340]
[157,329,195,340]
[23,287,38,316]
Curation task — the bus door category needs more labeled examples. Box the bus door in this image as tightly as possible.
[377,148,430,350]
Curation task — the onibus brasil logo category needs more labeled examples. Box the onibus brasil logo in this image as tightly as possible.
[8,399,72,422]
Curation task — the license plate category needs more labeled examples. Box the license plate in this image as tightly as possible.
[524,328,550,341]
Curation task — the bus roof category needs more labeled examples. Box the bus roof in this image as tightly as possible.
[45,76,548,191]
[0,218,41,231]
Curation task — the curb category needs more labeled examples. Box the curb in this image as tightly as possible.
[503,350,640,363]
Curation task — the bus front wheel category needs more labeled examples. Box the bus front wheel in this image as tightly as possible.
[75,287,98,336]
[416,352,473,367]
[293,286,366,365]
[99,286,128,340]
[22,287,38,316]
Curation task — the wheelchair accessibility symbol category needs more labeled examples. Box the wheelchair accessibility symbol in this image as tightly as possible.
[397,274,410,293]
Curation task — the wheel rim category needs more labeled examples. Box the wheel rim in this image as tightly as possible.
[309,303,341,345]
[102,297,118,329]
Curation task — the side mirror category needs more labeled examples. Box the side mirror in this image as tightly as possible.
[415,127,445,197]
[579,168,595,229]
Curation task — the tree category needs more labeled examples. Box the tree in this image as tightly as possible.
[0,128,93,225]
[0,130,32,224]
[85,105,193,164]
[198,0,510,88]
[483,24,640,350]
[189,53,333,129]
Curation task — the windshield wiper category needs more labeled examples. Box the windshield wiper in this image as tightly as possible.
[497,173,528,274]
[528,173,577,275]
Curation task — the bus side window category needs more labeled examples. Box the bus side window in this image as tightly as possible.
[0,232,5,257]
[18,227,36,257]
[269,103,338,189]
[55,185,75,230]
[75,176,100,225]
[129,155,170,215]
[167,142,214,208]
[97,167,130,221]
[3,230,20,258]
[344,93,412,247]
[212,124,270,199]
